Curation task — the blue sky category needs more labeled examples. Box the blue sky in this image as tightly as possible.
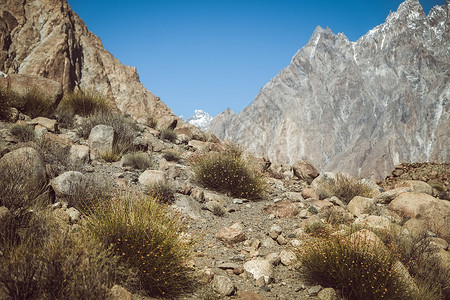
[67,0,445,118]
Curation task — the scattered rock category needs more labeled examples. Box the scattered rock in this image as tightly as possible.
[347,196,375,217]
[217,225,246,244]
[173,194,203,219]
[212,275,235,296]
[279,249,297,266]
[138,169,167,186]
[51,171,88,197]
[88,124,115,159]
[318,287,337,300]
[243,259,274,284]
[262,201,298,218]
[389,192,450,240]
[307,285,322,296]
[292,161,319,184]
[394,180,433,195]
[30,117,57,132]
[301,187,318,199]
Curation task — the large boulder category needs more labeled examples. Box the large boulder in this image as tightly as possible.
[292,161,319,184]
[0,74,63,109]
[389,192,450,241]
[88,124,115,159]
[50,171,88,198]
[0,147,47,203]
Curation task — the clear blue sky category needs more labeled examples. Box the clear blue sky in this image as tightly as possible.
[67,0,445,118]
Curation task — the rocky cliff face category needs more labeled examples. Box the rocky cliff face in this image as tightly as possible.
[0,0,172,124]
[208,108,236,140]
[211,0,449,179]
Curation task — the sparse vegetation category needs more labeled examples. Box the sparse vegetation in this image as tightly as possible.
[297,231,412,300]
[0,86,13,121]
[210,202,226,217]
[9,124,35,143]
[123,151,153,170]
[84,193,194,296]
[20,88,54,118]
[163,150,182,162]
[191,143,266,200]
[78,112,139,156]
[57,90,111,117]
[316,173,375,204]
[0,210,118,300]
[100,149,121,162]
[148,182,175,204]
[160,128,177,143]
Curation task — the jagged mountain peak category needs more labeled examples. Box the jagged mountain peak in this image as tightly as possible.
[185,110,213,131]
[209,0,449,180]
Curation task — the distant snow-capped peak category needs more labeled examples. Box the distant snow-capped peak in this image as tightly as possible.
[184,110,213,131]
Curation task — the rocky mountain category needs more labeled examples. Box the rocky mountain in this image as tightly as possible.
[0,0,172,124]
[208,108,236,140]
[184,109,213,131]
[209,0,449,180]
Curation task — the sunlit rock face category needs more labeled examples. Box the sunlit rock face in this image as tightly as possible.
[0,0,172,124]
[211,0,449,180]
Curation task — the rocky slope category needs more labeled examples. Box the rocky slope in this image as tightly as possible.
[209,0,450,180]
[208,108,236,140]
[0,0,171,124]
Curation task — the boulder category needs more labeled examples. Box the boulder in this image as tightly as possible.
[138,170,167,187]
[355,215,391,231]
[50,171,88,197]
[301,188,318,199]
[389,192,450,240]
[0,147,47,201]
[70,144,90,164]
[311,172,337,190]
[0,74,63,109]
[350,229,384,248]
[217,223,246,244]
[262,201,299,218]
[394,180,433,195]
[88,124,115,159]
[375,187,411,204]
[279,249,297,266]
[30,117,57,132]
[173,194,203,219]
[318,288,338,300]
[347,196,375,217]
[292,161,319,184]
[212,275,235,296]
[243,259,274,284]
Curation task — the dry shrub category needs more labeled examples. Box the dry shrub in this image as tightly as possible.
[162,150,181,162]
[123,151,153,170]
[191,143,266,200]
[0,86,14,121]
[20,88,54,118]
[78,112,138,156]
[147,182,175,204]
[298,233,412,300]
[0,211,117,300]
[58,90,111,117]
[9,124,35,143]
[160,128,177,143]
[84,193,194,297]
[316,173,375,204]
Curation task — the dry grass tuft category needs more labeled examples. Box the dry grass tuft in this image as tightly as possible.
[84,193,194,296]
[316,173,375,204]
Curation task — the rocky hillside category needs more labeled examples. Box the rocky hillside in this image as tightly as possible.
[0,0,172,124]
[209,0,449,180]
[0,78,449,299]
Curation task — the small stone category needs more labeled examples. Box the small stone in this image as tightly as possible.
[212,275,235,296]
[195,268,214,284]
[110,285,132,300]
[243,259,274,284]
[318,287,337,300]
[276,234,288,245]
[217,226,246,244]
[66,207,81,223]
[280,249,297,266]
[266,252,281,266]
[307,285,322,296]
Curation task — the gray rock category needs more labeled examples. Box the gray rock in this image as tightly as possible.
[318,287,337,300]
[51,171,88,197]
[243,259,274,284]
[70,144,90,164]
[307,285,323,296]
[0,147,47,201]
[269,224,283,239]
[66,207,81,223]
[280,249,297,266]
[138,170,167,187]
[173,194,203,219]
[88,124,115,159]
[212,275,235,296]
[210,1,449,180]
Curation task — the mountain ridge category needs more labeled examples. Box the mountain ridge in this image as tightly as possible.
[209,0,449,180]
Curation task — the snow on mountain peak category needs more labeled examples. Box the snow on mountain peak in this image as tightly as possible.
[185,110,213,131]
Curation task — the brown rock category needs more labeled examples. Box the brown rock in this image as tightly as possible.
[301,187,318,199]
[0,74,63,109]
[262,201,299,218]
[292,161,319,184]
[389,192,450,240]
[350,229,384,248]
[237,291,269,300]
[217,226,246,244]
[347,196,375,217]
[394,180,433,195]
